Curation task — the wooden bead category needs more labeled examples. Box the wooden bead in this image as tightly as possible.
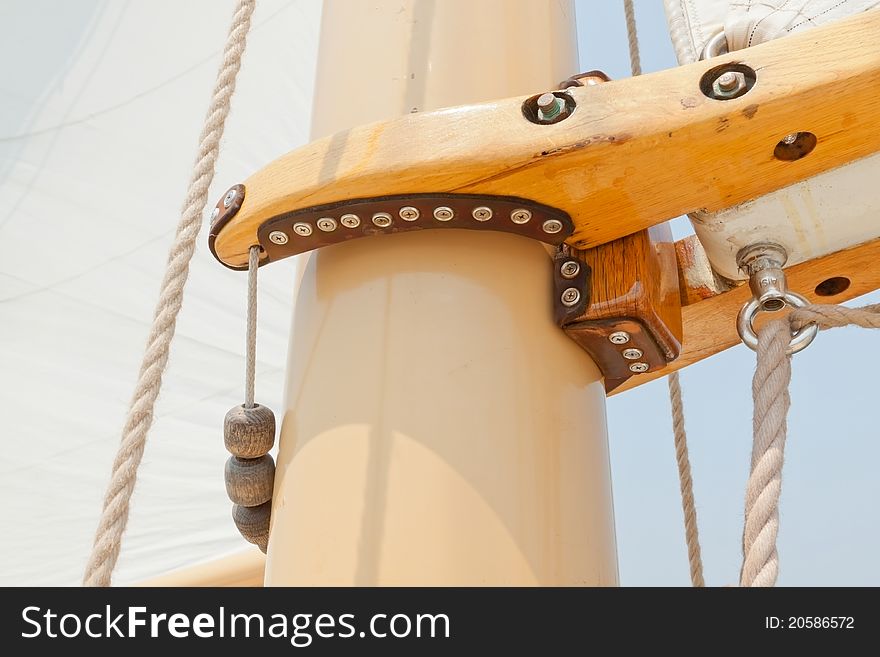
[224,403,275,458]
[232,501,271,550]
[225,455,275,507]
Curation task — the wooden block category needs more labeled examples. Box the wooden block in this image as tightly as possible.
[557,224,683,392]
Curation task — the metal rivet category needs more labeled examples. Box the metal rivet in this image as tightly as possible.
[629,362,650,373]
[399,206,420,221]
[317,217,337,232]
[472,206,493,221]
[608,331,630,345]
[561,287,580,307]
[542,219,563,234]
[223,189,237,208]
[210,207,220,221]
[268,231,288,245]
[560,260,580,279]
[511,208,532,224]
[293,222,313,236]
[622,348,643,360]
[433,206,454,221]
[372,212,393,227]
[340,214,360,228]
[781,132,798,145]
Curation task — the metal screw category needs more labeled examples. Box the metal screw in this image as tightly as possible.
[340,214,361,228]
[433,206,454,221]
[372,212,393,227]
[622,348,643,360]
[561,287,580,307]
[293,222,313,236]
[560,260,580,279]
[511,208,532,224]
[629,362,650,373]
[781,132,798,145]
[716,72,738,92]
[210,207,220,221]
[399,206,420,221]
[317,217,337,232]
[268,230,288,245]
[223,189,237,208]
[472,206,493,221]
[542,219,563,234]
[608,331,630,345]
[537,92,563,120]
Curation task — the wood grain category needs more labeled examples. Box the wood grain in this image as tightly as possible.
[561,224,683,391]
[212,10,880,267]
[612,234,880,394]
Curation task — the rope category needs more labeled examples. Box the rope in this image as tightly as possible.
[667,373,706,587]
[82,0,257,587]
[623,0,705,586]
[245,246,259,408]
[740,303,880,586]
[623,0,643,76]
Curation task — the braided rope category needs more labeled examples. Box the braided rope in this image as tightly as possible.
[82,0,257,587]
[741,303,880,586]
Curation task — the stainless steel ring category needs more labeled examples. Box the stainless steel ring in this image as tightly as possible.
[736,291,819,355]
[700,30,730,60]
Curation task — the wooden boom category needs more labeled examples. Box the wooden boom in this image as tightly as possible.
[210,9,880,391]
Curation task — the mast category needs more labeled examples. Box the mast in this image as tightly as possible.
[264,0,618,585]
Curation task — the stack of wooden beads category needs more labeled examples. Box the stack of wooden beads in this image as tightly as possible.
[224,403,276,553]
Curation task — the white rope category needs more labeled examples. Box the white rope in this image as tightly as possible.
[623,0,643,76]
[667,373,705,587]
[741,303,880,586]
[623,0,705,587]
[245,245,259,408]
[82,0,257,587]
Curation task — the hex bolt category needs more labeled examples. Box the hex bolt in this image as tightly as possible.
[537,92,564,121]
[716,72,738,92]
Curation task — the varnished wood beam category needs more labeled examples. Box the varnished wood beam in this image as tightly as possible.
[212,10,880,268]
[611,235,880,394]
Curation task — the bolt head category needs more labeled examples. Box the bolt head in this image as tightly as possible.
[268,230,288,245]
[622,348,643,360]
[340,214,360,228]
[317,217,337,232]
[561,287,580,307]
[399,206,420,221]
[472,206,493,221]
[542,219,563,234]
[608,331,630,345]
[781,132,799,145]
[210,207,220,222]
[223,189,237,208]
[511,209,532,224]
[293,222,313,236]
[372,212,393,227]
[560,260,580,279]
[629,362,650,374]
[433,206,454,221]
[711,70,747,98]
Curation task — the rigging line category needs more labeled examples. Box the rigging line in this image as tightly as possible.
[245,246,259,408]
[82,0,257,587]
[622,0,705,587]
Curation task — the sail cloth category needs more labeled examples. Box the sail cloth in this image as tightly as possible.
[665,0,880,64]
[663,0,880,280]
[0,0,321,585]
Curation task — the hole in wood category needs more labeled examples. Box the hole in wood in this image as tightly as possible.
[774,132,817,161]
[815,276,850,296]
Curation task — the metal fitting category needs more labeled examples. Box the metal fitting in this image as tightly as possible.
[710,70,747,99]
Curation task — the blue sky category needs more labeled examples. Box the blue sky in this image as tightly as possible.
[576,0,880,586]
